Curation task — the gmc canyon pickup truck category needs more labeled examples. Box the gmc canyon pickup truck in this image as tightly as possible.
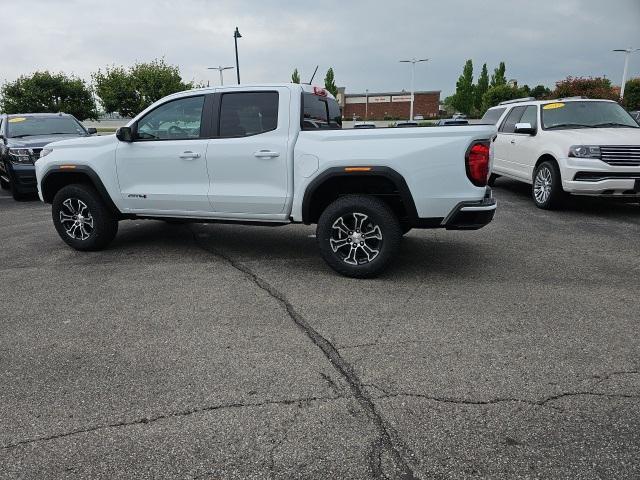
[35,84,497,277]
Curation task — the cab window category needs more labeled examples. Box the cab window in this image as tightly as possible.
[136,96,205,140]
[219,92,279,138]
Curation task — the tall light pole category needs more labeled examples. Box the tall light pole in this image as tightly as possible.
[399,58,428,121]
[207,66,234,86]
[613,48,639,99]
[234,27,242,85]
[365,89,369,121]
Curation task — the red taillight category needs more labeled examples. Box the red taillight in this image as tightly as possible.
[313,86,328,97]
[465,141,490,187]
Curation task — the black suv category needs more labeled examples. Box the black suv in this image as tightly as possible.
[0,113,96,200]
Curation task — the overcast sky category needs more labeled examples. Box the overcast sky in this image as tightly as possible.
[3,0,639,98]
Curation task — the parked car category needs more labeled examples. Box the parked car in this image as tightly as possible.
[484,98,640,209]
[394,121,419,128]
[35,83,496,278]
[0,113,96,200]
[354,122,376,129]
[437,118,469,126]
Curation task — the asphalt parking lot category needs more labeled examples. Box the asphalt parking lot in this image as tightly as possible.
[1,181,639,479]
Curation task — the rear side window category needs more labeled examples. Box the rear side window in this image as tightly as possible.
[480,107,506,125]
[219,91,279,138]
[302,93,342,130]
[500,106,526,133]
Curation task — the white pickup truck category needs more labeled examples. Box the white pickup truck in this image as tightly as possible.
[35,84,496,277]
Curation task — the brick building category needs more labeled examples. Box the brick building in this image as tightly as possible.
[338,90,440,120]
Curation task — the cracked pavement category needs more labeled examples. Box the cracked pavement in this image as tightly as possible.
[1,179,639,479]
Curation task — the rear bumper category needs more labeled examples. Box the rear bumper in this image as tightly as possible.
[443,189,497,230]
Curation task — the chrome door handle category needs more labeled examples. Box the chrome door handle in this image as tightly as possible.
[179,151,201,159]
[254,150,280,158]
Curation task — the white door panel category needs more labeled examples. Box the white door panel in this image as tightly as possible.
[207,88,290,215]
[116,140,211,212]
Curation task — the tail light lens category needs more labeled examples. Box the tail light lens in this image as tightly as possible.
[465,141,490,187]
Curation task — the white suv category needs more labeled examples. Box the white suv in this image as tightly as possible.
[482,98,640,209]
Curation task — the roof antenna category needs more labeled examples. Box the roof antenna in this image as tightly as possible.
[306,65,319,85]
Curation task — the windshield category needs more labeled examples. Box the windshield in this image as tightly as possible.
[541,101,639,130]
[7,116,86,138]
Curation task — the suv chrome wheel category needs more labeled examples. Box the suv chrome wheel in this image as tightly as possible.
[330,212,383,265]
[60,198,94,240]
[533,166,552,204]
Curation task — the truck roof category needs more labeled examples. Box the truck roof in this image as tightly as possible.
[167,83,336,100]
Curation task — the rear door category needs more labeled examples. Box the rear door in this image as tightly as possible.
[206,88,290,214]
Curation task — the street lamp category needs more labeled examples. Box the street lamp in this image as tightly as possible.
[234,27,242,85]
[613,48,639,99]
[399,58,428,121]
[365,89,369,121]
[207,66,234,86]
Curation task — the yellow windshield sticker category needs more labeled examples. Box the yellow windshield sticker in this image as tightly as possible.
[8,117,27,123]
[543,103,565,110]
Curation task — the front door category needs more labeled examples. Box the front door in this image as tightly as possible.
[206,88,290,215]
[493,106,526,179]
[115,95,212,214]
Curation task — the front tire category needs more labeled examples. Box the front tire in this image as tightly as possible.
[317,195,402,278]
[52,184,118,251]
[532,161,565,210]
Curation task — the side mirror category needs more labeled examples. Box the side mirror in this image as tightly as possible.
[116,126,134,142]
[514,122,536,135]
[87,127,98,135]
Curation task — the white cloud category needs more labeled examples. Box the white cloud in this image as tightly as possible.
[1,0,639,97]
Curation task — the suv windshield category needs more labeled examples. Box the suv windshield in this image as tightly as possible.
[7,116,86,138]
[541,101,638,130]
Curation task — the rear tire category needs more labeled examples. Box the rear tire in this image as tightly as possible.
[488,173,500,187]
[532,161,565,210]
[317,195,402,278]
[52,184,118,251]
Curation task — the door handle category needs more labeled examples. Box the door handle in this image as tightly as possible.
[179,151,201,159]
[510,139,516,144]
[254,150,280,158]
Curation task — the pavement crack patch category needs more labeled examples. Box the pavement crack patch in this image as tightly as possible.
[378,391,639,407]
[1,396,342,450]
[190,227,420,480]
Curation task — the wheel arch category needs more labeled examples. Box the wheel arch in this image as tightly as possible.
[301,167,418,225]
[533,154,559,180]
[41,166,122,217]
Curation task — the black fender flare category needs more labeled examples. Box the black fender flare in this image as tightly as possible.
[41,165,122,217]
[301,166,419,225]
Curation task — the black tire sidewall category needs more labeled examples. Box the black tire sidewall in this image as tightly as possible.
[52,184,118,251]
[317,195,401,278]
[532,161,564,210]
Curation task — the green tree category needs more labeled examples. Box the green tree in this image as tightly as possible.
[552,76,618,100]
[324,67,338,97]
[451,59,475,115]
[93,58,193,117]
[623,78,640,111]
[490,61,506,88]
[482,84,528,112]
[530,84,551,99]
[474,63,489,112]
[0,71,97,120]
[291,68,301,84]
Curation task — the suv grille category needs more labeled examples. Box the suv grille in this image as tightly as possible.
[600,146,640,166]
